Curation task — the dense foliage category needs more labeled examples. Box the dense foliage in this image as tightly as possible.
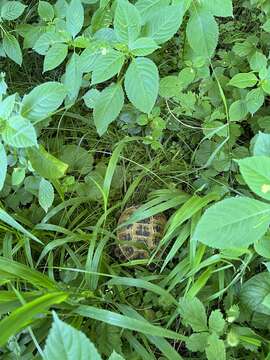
[1,0,270,358]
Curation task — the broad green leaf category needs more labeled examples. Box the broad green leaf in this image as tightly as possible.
[83,89,100,108]
[159,75,181,98]
[263,19,270,32]
[228,72,258,88]
[178,297,208,332]
[27,145,68,179]
[208,310,225,335]
[39,178,54,213]
[64,53,82,102]
[2,115,38,148]
[201,0,233,17]
[178,67,195,89]
[75,305,186,341]
[3,33,22,65]
[135,0,169,23]
[193,197,270,249]
[38,1,54,21]
[262,79,270,95]
[186,7,218,58]
[0,293,67,347]
[246,88,264,115]
[249,51,267,72]
[124,57,159,114]
[254,234,270,258]
[66,0,84,38]
[237,156,270,201]
[108,351,125,360]
[205,334,226,360]
[129,37,159,56]
[0,143,7,191]
[11,167,25,186]
[91,49,125,85]
[93,83,124,136]
[144,5,184,44]
[43,312,102,360]
[43,43,68,72]
[33,31,64,55]
[1,1,26,20]
[59,145,94,174]
[114,0,141,43]
[79,44,103,73]
[229,100,248,122]
[186,333,209,352]
[21,82,66,122]
[253,132,270,156]
[0,94,16,119]
[240,272,270,315]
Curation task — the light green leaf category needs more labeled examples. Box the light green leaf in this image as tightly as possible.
[178,67,195,89]
[129,37,159,56]
[0,94,16,119]
[43,312,102,360]
[43,43,68,72]
[228,72,258,88]
[11,167,25,186]
[186,8,218,58]
[186,333,209,352]
[254,234,270,259]
[91,49,125,85]
[2,115,37,148]
[34,32,63,55]
[208,310,225,335]
[66,0,84,38]
[159,75,181,98]
[238,156,270,201]
[93,83,124,136]
[206,334,226,360]
[1,1,26,20]
[114,0,141,43]
[249,51,267,72]
[263,19,270,32]
[135,0,169,23]
[27,145,68,180]
[178,297,208,332]
[108,351,125,360]
[246,88,264,115]
[83,89,100,109]
[38,1,54,21]
[201,0,233,17]
[262,79,270,95]
[0,143,7,191]
[39,178,54,213]
[3,33,22,65]
[253,132,270,156]
[21,82,66,122]
[79,44,103,73]
[193,197,270,249]
[64,53,82,103]
[0,293,67,347]
[229,100,248,122]
[124,57,159,114]
[144,5,184,44]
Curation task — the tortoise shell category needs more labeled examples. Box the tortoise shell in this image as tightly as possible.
[115,206,166,260]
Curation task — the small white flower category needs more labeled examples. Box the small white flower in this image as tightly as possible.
[101,48,107,55]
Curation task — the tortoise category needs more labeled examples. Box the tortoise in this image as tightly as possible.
[115,206,167,260]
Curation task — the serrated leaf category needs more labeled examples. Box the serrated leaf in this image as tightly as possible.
[159,75,181,98]
[178,67,195,89]
[11,167,25,186]
[93,83,124,136]
[38,1,54,21]
[193,197,270,249]
[38,178,54,212]
[246,88,264,115]
[0,94,16,119]
[79,44,103,73]
[238,156,270,201]
[83,89,100,109]
[186,7,218,58]
[43,43,68,72]
[135,0,169,24]
[229,100,248,122]
[66,0,84,38]
[3,33,22,65]
[27,145,68,180]
[114,0,141,43]
[208,310,225,335]
[0,143,7,191]
[21,82,66,122]
[253,132,270,156]
[34,32,63,55]
[124,57,159,114]
[144,5,184,44]
[91,49,125,85]
[129,37,159,56]
[206,334,226,360]
[249,51,267,72]
[1,1,26,20]
[43,312,102,360]
[178,297,208,332]
[201,0,233,17]
[2,115,37,148]
[186,333,209,352]
[228,72,258,88]
[64,53,82,103]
